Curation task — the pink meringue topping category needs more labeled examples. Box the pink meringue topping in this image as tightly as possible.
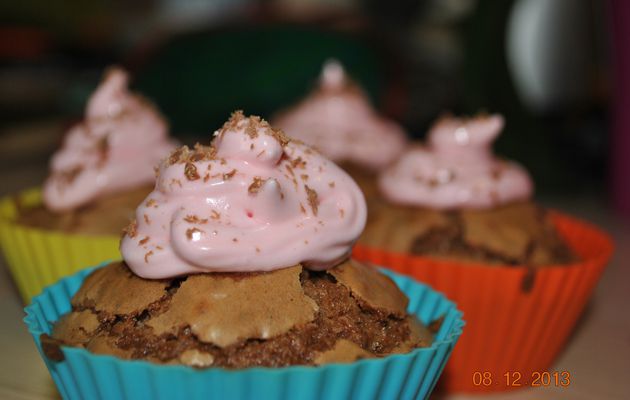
[120,111,367,278]
[43,67,176,211]
[273,60,407,170]
[379,114,533,209]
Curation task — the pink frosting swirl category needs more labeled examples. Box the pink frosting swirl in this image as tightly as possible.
[379,114,533,209]
[120,112,367,278]
[43,67,176,211]
[273,60,407,170]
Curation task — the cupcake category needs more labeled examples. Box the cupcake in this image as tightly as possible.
[0,67,177,300]
[362,113,575,267]
[47,259,433,367]
[355,113,613,392]
[26,112,464,399]
[273,60,407,199]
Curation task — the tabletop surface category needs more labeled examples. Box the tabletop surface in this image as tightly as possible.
[0,120,628,400]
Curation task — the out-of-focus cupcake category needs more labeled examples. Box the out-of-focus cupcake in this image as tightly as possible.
[362,113,574,266]
[0,67,177,301]
[355,113,613,393]
[273,60,407,200]
[25,112,464,400]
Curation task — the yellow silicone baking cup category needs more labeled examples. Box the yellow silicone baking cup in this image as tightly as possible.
[0,188,121,302]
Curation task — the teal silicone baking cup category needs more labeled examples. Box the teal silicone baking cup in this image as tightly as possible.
[24,263,464,400]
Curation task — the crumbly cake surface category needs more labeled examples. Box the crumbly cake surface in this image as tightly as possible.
[15,185,152,235]
[361,201,576,266]
[49,260,433,368]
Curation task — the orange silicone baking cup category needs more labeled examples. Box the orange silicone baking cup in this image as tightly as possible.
[352,211,613,393]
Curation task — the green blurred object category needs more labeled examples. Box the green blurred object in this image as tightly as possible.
[133,26,384,136]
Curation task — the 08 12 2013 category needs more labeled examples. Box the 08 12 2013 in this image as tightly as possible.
[472,371,571,387]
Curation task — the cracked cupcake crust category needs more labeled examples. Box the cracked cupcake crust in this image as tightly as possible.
[49,260,433,368]
[361,201,576,266]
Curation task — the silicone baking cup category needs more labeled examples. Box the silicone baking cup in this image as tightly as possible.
[353,211,613,393]
[25,264,464,400]
[0,189,120,301]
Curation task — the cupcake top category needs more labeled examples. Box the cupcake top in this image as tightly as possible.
[43,67,176,211]
[273,60,407,170]
[120,111,367,279]
[378,114,533,210]
[50,259,432,367]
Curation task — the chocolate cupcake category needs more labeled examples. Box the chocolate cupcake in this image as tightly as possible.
[50,259,433,367]
[26,112,464,400]
[361,114,575,266]
[50,111,428,365]
[20,67,176,235]
[354,113,613,393]
[273,60,407,199]
[0,67,177,300]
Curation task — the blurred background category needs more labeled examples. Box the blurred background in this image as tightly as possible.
[0,0,626,217]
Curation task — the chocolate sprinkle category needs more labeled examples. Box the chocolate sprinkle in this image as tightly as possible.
[184,163,200,181]
[305,185,319,216]
[186,228,203,240]
[123,220,138,238]
[223,169,237,181]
